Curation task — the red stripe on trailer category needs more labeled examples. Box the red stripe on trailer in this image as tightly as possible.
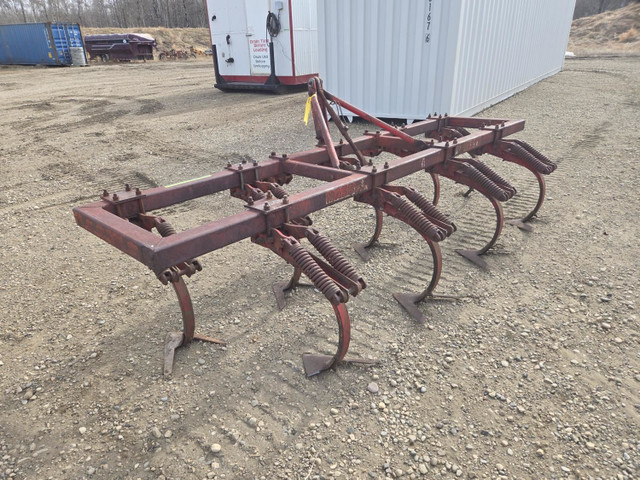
[289,0,296,77]
[219,74,315,85]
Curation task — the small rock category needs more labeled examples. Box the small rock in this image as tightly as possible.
[152,427,162,439]
[367,382,379,394]
[247,417,257,427]
[586,442,595,449]
[561,466,571,473]
[418,464,428,475]
[536,449,545,457]
[614,337,623,344]
[430,457,438,467]
[496,464,505,471]
[330,408,339,415]
[501,360,509,367]
[210,443,222,454]
[79,427,87,435]
[87,467,96,475]
[164,429,172,438]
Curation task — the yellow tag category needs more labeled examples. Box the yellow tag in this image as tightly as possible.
[304,94,316,125]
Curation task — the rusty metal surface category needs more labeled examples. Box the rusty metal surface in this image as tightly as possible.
[73,77,556,377]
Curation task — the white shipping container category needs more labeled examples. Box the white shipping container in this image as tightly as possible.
[318,0,576,121]
[206,0,319,91]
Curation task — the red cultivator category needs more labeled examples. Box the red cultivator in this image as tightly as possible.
[73,77,555,377]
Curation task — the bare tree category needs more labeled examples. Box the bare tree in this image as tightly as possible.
[0,0,208,27]
[17,0,27,22]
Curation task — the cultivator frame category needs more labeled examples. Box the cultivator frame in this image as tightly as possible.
[73,77,555,377]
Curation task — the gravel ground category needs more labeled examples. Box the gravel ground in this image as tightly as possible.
[0,57,639,480]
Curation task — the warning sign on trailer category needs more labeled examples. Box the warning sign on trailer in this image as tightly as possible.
[249,38,270,75]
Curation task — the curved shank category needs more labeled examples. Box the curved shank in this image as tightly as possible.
[273,267,303,310]
[301,302,351,377]
[430,172,441,206]
[163,275,225,376]
[455,196,504,270]
[505,169,546,231]
[393,239,443,323]
[352,207,384,261]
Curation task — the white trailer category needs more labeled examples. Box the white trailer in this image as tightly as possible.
[206,0,318,91]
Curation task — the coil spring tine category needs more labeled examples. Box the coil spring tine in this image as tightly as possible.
[390,195,447,242]
[269,184,288,199]
[461,164,512,202]
[251,188,267,200]
[288,241,345,305]
[503,141,555,175]
[154,218,202,278]
[306,232,364,287]
[465,158,517,197]
[156,219,177,237]
[510,140,556,171]
[404,188,456,236]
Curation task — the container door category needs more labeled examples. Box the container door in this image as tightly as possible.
[50,24,70,64]
[208,0,250,78]
[245,0,271,75]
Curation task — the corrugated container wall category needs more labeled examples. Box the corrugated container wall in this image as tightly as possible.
[0,23,86,66]
[318,0,576,121]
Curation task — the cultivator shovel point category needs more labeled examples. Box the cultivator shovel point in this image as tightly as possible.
[73,76,555,377]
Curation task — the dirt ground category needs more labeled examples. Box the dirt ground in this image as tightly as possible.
[0,55,639,480]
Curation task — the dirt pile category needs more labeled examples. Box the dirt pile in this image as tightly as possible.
[569,3,640,53]
[82,26,211,52]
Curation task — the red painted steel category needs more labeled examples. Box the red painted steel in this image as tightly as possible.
[73,77,555,377]
[215,73,316,85]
